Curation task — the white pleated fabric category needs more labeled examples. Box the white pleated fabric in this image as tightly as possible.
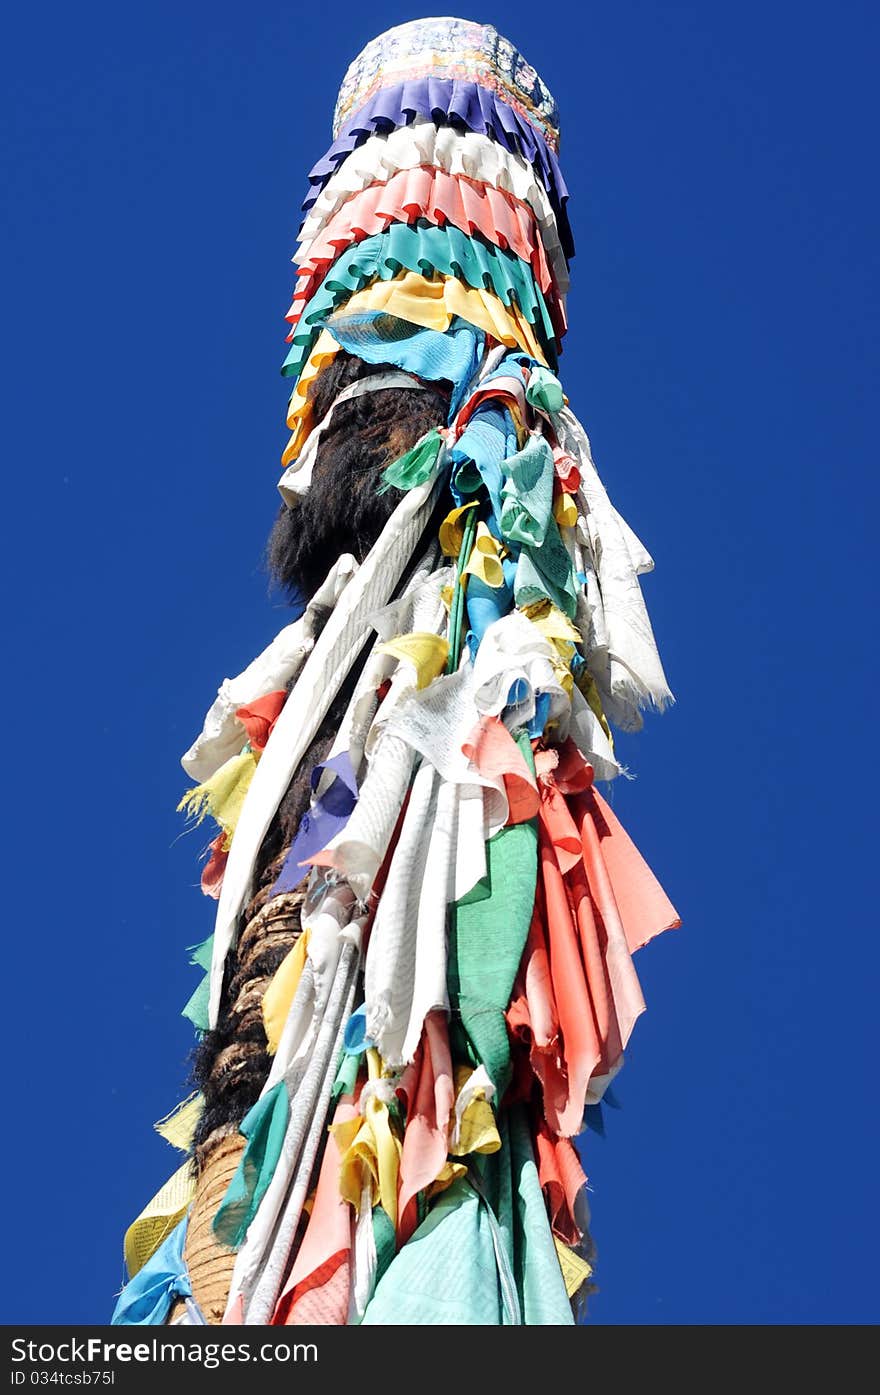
[310,561,451,902]
[296,120,570,295]
[206,470,444,1026]
[180,555,358,783]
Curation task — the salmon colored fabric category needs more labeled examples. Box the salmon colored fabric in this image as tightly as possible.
[507,903,569,1126]
[533,1120,589,1244]
[234,690,287,753]
[461,714,540,826]
[579,785,682,953]
[271,1098,357,1325]
[506,739,677,1136]
[292,167,567,337]
[536,817,602,1135]
[396,1010,455,1245]
[200,832,227,900]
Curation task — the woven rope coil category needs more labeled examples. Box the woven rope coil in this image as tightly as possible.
[169,1133,245,1324]
[173,881,307,1322]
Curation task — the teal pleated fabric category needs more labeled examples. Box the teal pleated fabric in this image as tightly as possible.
[281,222,556,382]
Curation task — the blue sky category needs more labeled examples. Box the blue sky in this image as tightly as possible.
[2,0,877,1324]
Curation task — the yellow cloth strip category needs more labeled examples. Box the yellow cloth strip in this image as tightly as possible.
[153,1092,204,1153]
[450,1071,502,1158]
[262,927,310,1055]
[123,1162,195,1279]
[333,1050,401,1228]
[282,272,549,466]
[577,668,614,747]
[553,491,579,529]
[554,1236,594,1298]
[281,329,340,464]
[177,749,258,850]
[426,1159,468,1199]
[439,501,480,556]
[375,632,449,690]
[521,599,581,643]
[462,521,506,588]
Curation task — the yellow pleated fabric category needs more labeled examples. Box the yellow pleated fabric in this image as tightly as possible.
[123,1162,196,1279]
[524,600,581,645]
[553,491,579,529]
[281,273,550,466]
[450,1072,502,1158]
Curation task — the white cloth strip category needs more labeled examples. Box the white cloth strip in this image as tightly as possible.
[556,406,673,730]
[365,760,441,1065]
[244,941,360,1323]
[226,940,358,1319]
[180,555,358,783]
[277,371,428,502]
[207,470,444,1026]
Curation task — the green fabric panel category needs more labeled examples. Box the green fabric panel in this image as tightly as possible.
[331,1048,361,1102]
[362,1180,503,1325]
[212,1081,290,1249]
[181,972,210,1032]
[514,516,579,618]
[379,428,443,494]
[526,365,565,415]
[372,1205,397,1289]
[509,1104,574,1325]
[499,434,555,546]
[448,734,538,1092]
[187,935,214,971]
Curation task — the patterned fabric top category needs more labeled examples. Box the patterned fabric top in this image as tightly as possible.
[332,16,561,150]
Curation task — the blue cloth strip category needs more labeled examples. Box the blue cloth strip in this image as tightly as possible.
[271,751,358,895]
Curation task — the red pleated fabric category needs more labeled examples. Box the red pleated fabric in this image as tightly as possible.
[290,166,567,338]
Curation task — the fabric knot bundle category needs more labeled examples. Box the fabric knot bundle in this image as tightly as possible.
[114,15,680,1327]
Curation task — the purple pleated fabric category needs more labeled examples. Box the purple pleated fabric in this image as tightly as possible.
[301,77,574,261]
